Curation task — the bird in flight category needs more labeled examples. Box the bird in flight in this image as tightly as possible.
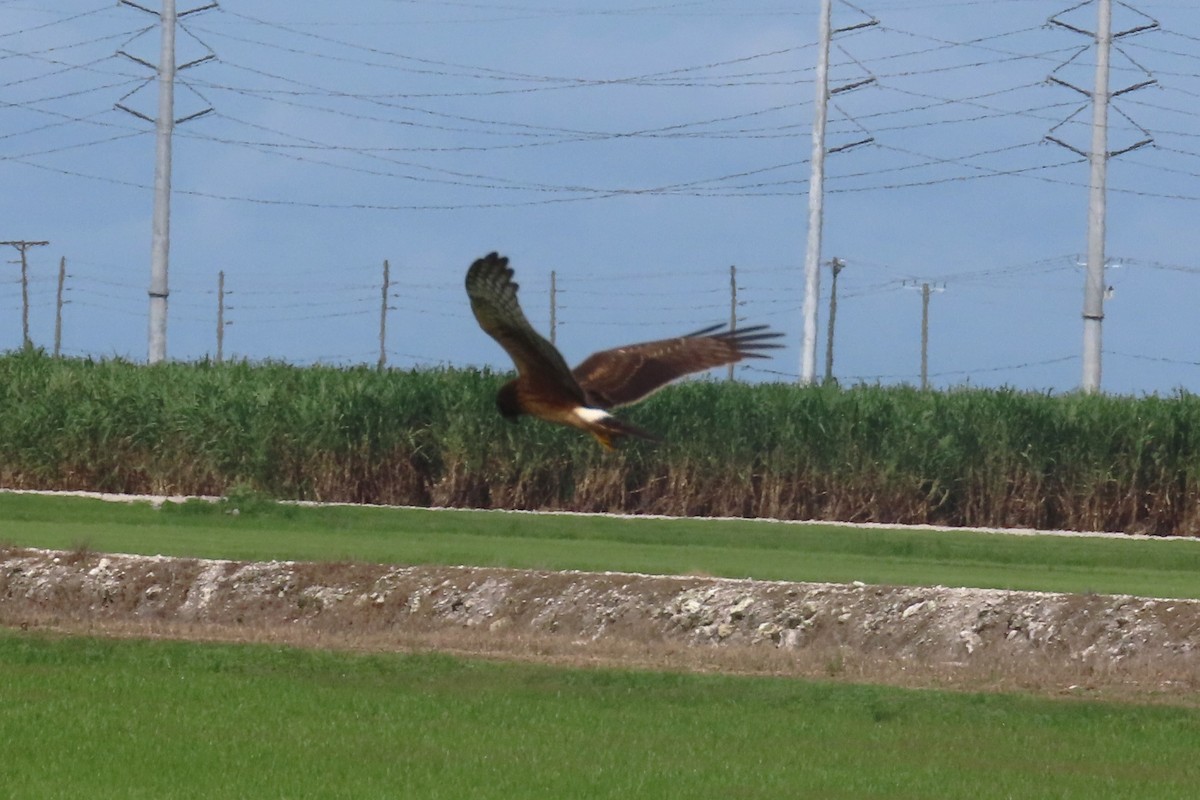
[465,252,783,449]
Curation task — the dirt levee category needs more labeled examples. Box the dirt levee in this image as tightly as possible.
[2,546,1197,700]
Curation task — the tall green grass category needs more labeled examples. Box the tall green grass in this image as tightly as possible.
[3,632,1199,799]
[3,349,1200,535]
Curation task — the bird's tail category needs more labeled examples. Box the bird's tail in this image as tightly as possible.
[589,416,662,450]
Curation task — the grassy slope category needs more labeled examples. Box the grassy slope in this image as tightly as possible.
[2,632,1198,800]
[2,493,1199,598]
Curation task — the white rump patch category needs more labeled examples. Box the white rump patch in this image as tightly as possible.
[573,406,612,423]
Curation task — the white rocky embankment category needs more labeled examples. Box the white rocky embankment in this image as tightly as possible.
[2,546,1197,695]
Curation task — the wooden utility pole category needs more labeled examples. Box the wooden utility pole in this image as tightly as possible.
[728,265,738,381]
[378,259,390,370]
[824,257,844,384]
[920,283,931,390]
[1,240,48,349]
[905,280,944,389]
[216,270,226,363]
[54,256,66,357]
[549,270,557,346]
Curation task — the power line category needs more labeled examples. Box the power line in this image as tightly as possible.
[215,7,819,88]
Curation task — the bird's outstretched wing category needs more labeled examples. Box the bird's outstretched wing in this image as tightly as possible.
[573,324,783,409]
[465,252,581,396]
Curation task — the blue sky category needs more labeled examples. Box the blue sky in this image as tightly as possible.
[3,0,1200,394]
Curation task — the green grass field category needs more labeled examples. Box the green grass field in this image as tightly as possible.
[2,492,1199,598]
[4,493,1200,797]
[2,631,1198,800]
[8,350,1200,534]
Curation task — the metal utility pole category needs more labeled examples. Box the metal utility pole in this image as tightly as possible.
[800,0,832,386]
[728,265,738,381]
[2,240,48,349]
[1079,0,1112,394]
[146,0,176,364]
[1080,0,1113,391]
[800,4,877,385]
[549,270,558,346]
[1047,0,1157,392]
[117,0,216,363]
[378,260,390,370]
[216,270,226,363]
[54,256,66,357]
[824,257,844,384]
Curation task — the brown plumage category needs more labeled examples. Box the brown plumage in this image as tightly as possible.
[466,252,782,449]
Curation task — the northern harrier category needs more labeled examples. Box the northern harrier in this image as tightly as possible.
[465,252,783,449]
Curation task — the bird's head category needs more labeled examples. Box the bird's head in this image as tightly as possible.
[496,380,522,423]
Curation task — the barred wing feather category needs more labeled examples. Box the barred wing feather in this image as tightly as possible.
[465,252,581,398]
[572,324,783,409]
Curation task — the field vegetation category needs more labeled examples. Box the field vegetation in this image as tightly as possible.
[4,345,1200,799]
[3,493,1199,598]
[3,632,1199,799]
[3,349,1200,535]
